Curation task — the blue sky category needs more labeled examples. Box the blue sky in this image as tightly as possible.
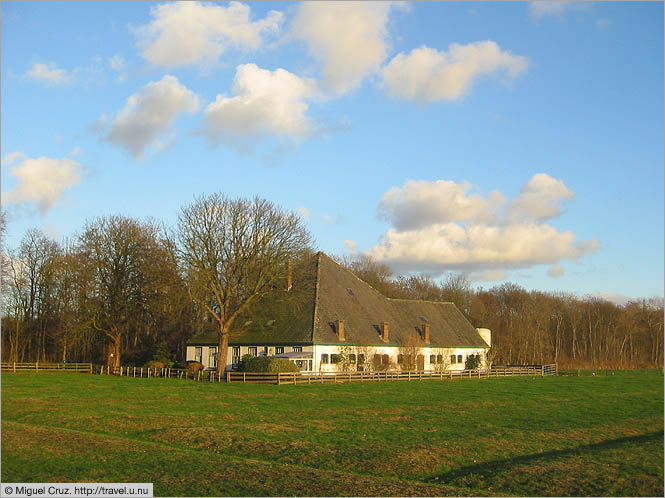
[2,1,663,303]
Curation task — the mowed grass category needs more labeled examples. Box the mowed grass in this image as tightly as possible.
[1,371,663,497]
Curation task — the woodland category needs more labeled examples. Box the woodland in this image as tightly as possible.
[1,202,662,370]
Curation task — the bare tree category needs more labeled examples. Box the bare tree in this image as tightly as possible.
[177,194,312,373]
[80,216,163,367]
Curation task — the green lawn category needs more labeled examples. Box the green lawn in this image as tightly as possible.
[1,371,663,496]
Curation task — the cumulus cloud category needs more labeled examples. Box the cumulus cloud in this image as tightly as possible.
[378,179,505,230]
[505,173,574,223]
[290,2,394,96]
[136,1,283,68]
[368,174,598,275]
[381,42,528,102]
[106,75,200,158]
[200,63,317,146]
[2,154,85,213]
[25,62,73,85]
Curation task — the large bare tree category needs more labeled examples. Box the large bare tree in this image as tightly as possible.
[177,194,311,373]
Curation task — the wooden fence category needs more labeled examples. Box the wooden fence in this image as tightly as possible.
[227,364,558,385]
[1,362,558,385]
[1,362,93,373]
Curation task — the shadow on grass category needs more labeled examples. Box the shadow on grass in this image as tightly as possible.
[427,430,664,484]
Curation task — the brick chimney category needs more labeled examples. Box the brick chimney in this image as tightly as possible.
[286,260,293,291]
[380,322,389,342]
[422,323,430,344]
[335,320,345,341]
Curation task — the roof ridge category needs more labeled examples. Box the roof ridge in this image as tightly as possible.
[318,252,458,307]
[387,297,456,305]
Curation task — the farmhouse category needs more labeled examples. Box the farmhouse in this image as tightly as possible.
[186,252,491,372]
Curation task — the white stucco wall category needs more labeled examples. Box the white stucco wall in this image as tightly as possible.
[186,344,488,372]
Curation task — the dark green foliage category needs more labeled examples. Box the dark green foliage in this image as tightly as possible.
[237,355,299,372]
[465,354,481,370]
[151,341,175,367]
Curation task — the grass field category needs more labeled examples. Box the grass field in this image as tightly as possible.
[1,371,663,496]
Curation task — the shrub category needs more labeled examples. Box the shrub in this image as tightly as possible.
[186,361,204,374]
[465,354,481,370]
[146,361,165,369]
[239,355,299,373]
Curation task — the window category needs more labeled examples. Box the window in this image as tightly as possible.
[357,354,365,364]
[321,354,329,364]
[248,346,257,356]
[276,346,284,354]
[232,347,241,365]
[349,354,356,363]
[450,354,456,364]
[330,354,340,364]
[263,346,269,356]
[209,347,218,368]
[437,355,443,364]
[292,346,302,353]
[457,354,463,364]
[398,354,404,364]
[382,354,390,366]
[430,355,436,364]
[194,347,202,363]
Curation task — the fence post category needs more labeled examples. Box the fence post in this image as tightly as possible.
[277,372,281,385]
[14,362,16,373]
[243,372,246,383]
[541,365,544,377]
[36,362,39,372]
[555,363,558,376]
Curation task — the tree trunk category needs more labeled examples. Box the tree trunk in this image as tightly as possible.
[217,327,229,374]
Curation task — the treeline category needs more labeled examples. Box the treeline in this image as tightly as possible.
[2,213,663,369]
[338,255,664,369]
[1,217,198,366]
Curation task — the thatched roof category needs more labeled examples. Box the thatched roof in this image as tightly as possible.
[188,252,488,348]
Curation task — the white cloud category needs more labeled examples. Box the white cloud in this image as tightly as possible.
[297,207,310,221]
[547,263,565,278]
[2,152,26,166]
[200,63,317,146]
[108,54,128,81]
[381,42,528,102]
[505,173,574,223]
[343,240,358,255]
[24,62,72,85]
[368,175,598,275]
[2,155,85,213]
[106,75,200,158]
[290,2,394,96]
[109,54,125,71]
[378,179,505,230]
[529,1,571,20]
[589,292,634,307]
[136,1,283,68]
[477,269,510,282]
